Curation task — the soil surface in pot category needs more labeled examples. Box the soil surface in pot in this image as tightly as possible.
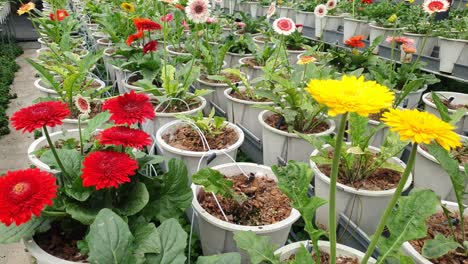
[200,72,242,84]
[198,174,292,225]
[162,125,239,151]
[168,45,189,53]
[409,211,468,264]
[421,143,468,166]
[230,90,270,102]
[34,222,88,262]
[287,251,358,264]
[254,36,270,42]
[242,57,263,67]
[266,113,330,134]
[151,98,202,113]
[428,97,468,110]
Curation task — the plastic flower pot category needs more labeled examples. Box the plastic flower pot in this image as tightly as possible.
[438,36,468,74]
[401,201,466,264]
[238,57,263,79]
[24,238,81,264]
[403,32,437,57]
[122,72,147,93]
[316,14,347,35]
[196,72,241,113]
[286,48,306,65]
[34,77,105,99]
[311,144,413,235]
[253,35,273,50]
[365,119,389,148]
[394,85,428,109]
[259,110,336,166]
[155,120,245,178]
[103,47,125,85]
[343,17,370,43]
[413,137,467,203]
[422,92,468,135]
[225,51,252,68]
[274,240,376,263]
[165,44,192,60]
[296,11,315,28]
[96,38,113,50]
[369,23,405,54]
[112,65,131,95]
[224,87,273,141]
[191,162,301,260]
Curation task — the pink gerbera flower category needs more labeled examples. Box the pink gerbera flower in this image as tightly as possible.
[422,0,450,14]
[326,0,337,10]
[386,36,415,46]
[267,2,276,19]
[314,4,328,18]
[185,0,211,23]
[272,17,296,36]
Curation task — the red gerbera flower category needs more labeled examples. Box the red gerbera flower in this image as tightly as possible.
[361,0,373,4]
[98,126,151,149]
[49,9,69,21]
[143,40,158,54]
[175,3,185,11]
[10,101,70,133]
[133,18,162,31]
[81,151,138,190]
[102,90,155,125]
[0,169,57,226]
[126,30,144,46]
[344,35,366,48]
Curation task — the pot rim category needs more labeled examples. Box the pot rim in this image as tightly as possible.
[422,91,468,115]
[34,77,105,95]
[24,238,83,264]
[416,140,466,171]
[154,95,207,117]
[438,36,468,43]
[224,87,273,106]
[238,56,263,69]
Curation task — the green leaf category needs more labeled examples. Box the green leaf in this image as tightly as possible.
[0,217,50,244]
[449,109,466,126]
[40,148,82,179]
[422,234,460,259]
[233,231,281,264]
[192,167,236,199]
[65,200,100,225]
[290,245,314,264]
[115,182,149,216]
[431,92,451,123]
[86,209,134,264]
[83,111,111,141]
[196,253,241,264]
[148,218,187,264]
[65,176,92,202]
[133,222,161,260]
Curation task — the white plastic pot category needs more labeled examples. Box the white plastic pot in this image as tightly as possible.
[422,92,468,135]
[24,238,82,264]
[438,37,468,74]
[315,14,346,37]
[286,48,305,65]
[296,11,315,28]
[156,120,245,177]
[225,51,252,68]
[197,75,239,113]
[166,44,192,59]
[123,72,146,93]
[403,32,437,57]
[238,57,263,79]
[366,119,389,148]
[275,240,376,263]
[224,87,273,141]
[401,201,466,264]
[34,78,105,98]
[113,65,131,94]
[96,38,113,50]
[369,23,405,54]
[192,162,300,260]
[259,110,336,166]
[312,144,413,235]
[394,85,428,109]
[343,17,370,43]
[253,35,272,50]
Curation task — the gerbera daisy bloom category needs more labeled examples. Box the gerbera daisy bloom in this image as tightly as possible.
[314,4,328,18]
[102,90,155,125]
[306,75,394,117]
[206,17,218,23]
[297,55,316,65]
[185,0,211,24]
[402,44,417,54]
[143,40,158,54]
[272,17,296,36]
[385,36,414,46]
[133,18,162,31]
[382,109,461,150]
[0,169,57,226]
[17,2,35,15]
[11,101,70,133]
[422,0,450,14]
[361,0,373,4]
[267,2,276,19]
[344,35,366,48]
[74,95,91,114]
[161,13,174,22]
[235,21,246,28]
[98,126,151,149]
[49,9,69,21]
[121,2,135,12]
[81,151,139,190]
[326,0,337,10]
[296,24,304,33]
[126,30,144,46]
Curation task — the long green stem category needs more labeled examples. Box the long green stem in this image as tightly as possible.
[43,126,69,181]
[361,143,418,264]
[78,115,84,156]
[329,113,349,264]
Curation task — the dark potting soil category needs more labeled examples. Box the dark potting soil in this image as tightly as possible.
[200,72,242,84]
[265,113,330,134]
[421,143,468,166]
[230,90,270,102]
[162,125,239,151]
[151,98,202,113]
[429,98,468,111]
[409,212,468,264]
[198,174,292,225]
[243,57,261,67]
[34,222,88,262]
[287,251,359,264]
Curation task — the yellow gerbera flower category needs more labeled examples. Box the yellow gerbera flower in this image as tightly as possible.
[17,2,35,15]
[297,55,316,65]
[305,75,394,117]
[121,2,135,12]
[382,109,461,150]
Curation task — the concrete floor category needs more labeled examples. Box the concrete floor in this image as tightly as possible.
[0,42,40,264]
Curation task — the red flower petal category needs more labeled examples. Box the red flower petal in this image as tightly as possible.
[143,40,158,54]
[133,18,162,31]
[49,9,69,21]
[102,90,155,125]
[81,151,138,190]
[98,126,151,149]
[0,169,57,226]
[10,101,70,133]
[344,35,366,48]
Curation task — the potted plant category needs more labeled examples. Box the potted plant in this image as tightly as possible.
[239,41,274,78]
[342,0,373,42]
[296,0,316,28]
[315,0,351,35]
[225,34,256,68]
[436,13,468,73]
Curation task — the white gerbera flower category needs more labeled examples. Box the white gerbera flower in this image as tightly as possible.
[75,95,91,114]
[422,0,450,14]
[314,4,328,18]
[186,0,211,24]
[326,0,337,10]
[272,17,296,36]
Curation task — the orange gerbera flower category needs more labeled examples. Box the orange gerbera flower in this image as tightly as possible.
[344,35,366,48]
[49,9,69,21]
[17,2,35,15]
[126,30,144,46]
[133,18,162,31]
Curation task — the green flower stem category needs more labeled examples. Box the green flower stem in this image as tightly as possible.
[361,143,418,264]
[78,115,84,156]
[329,112,348,264]
[43,125,69,182]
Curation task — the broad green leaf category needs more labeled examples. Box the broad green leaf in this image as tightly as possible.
[290,245,314,264]
[83,111,111,141]
[40,148,82,179]
[148,218,187,264]
[233,231,281,264]
[449,109,466,126]
[0,217,50,243]
[192,167,236,198]
[309,155,332,166]
[422,234,460,259]
[196,253,241,264]
[431,92,451,123]
[349,112,370,149]
[133,221,161,261]
[115,182,149,216]
[65,200,100,225]
[380,161,405,173]
[86,209,134,264]
[65,176,91,202]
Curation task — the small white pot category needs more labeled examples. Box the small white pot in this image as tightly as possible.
[401,201,466,264]
[403,32,437,57]
[34,78,105,98]
[366,119,389,148]
[103,47,124,85]
[24,238,82,264]
[369,23,405,54]
[394,85,428,109]
[275,241,376,263]
[259,110,336,166]
[123,72,146,93]
[296,11,315,28]
[166,44,192,59]
[96,38,113,50]
[239,57,263,79]
[312,144,412,235]
[197,75,240,113]
[253,35,272,50]
[286,48,305,65]
[192,162,300,259]
[343,17,370,43]
[155,120,245,177]
[225,51,252,68]
[438,36,468,74]
[414,138,467,203]
[224,87,273,141]
[422,92,468,135]
[315,14,347,37]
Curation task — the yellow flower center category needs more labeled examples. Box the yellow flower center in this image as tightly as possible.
[12,182,29,195]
